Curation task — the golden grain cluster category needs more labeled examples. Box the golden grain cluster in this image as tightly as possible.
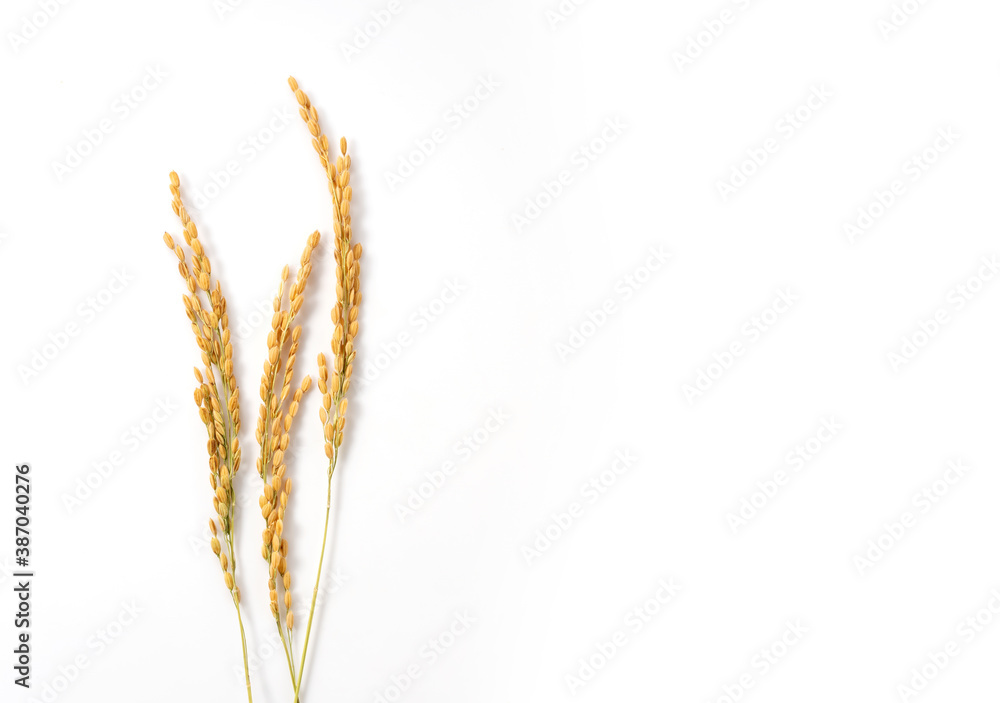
[255,231,321,674]
[288,76,361,460]
[163,172,244,602]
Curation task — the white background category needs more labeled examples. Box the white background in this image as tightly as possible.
[2,0,1000,701]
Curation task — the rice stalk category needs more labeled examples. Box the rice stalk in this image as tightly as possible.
[255,231,320,687]
[162,171,253,703]
[287,75,361,703]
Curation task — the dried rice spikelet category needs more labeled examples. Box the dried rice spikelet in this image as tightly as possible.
[162,172,242,601]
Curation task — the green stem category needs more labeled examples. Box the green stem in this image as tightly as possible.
[285,619,296,672]
[292,449,338,703]
[277,618,297,683]
[234,599,253,703]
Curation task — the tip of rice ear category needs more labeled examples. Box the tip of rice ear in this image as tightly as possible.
[169,171,179,187]
[340,137,347,155]
[288,76,299,90]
